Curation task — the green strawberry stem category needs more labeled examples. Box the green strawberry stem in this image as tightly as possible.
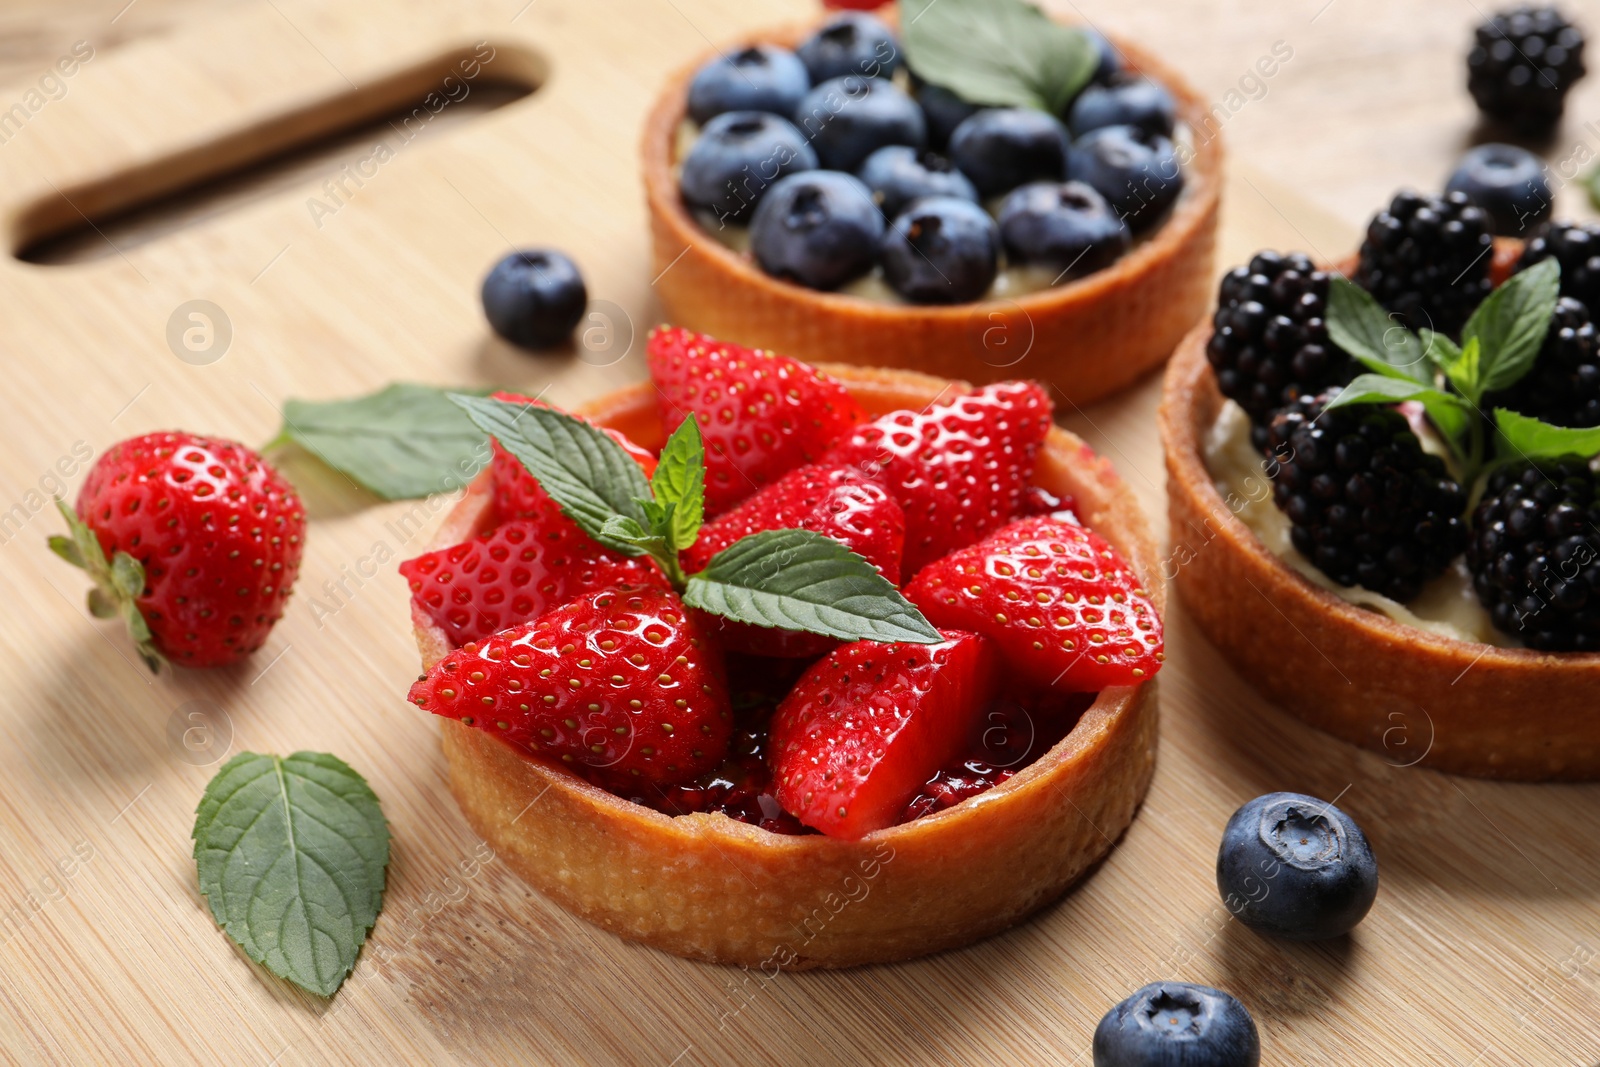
[48,498,165,672]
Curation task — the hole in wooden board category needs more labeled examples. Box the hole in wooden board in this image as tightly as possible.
[14,41,543,264]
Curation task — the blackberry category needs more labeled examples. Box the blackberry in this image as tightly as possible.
[1485,297,1600,426]
[1513,220,1600,310]
[1207,251,1351,448]
[1266,390,1469,602]
[1468,457,1600,650]
[1467,6,1586,134]
[1354,190,1494,337]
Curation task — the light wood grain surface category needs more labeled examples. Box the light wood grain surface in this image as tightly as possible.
[0,1,1597,1065]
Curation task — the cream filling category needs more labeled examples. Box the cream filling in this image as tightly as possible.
[1202,400,1516,647]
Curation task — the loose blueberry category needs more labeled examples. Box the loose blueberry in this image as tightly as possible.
[750,170,885,290]
[912,78,983,150]
[1094,982,1260,1067]
[686,45,811,126]
[858,145,979,218]
[1083,28,1123,86]
[1444,143,1554,237]
[947,107,1070,197]
[1068,124,1184,232]
[794,75,926,172]
[880,196,999,304]
[997,181,1130,279]
[795,12,901,84]
[1217,791,1379,942]
[1068,75,1178,138]
[679,111,818,225]
[480,249,587,350]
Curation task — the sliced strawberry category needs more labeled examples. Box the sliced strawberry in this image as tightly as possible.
[399,520,666,647]
[489,390,657,525]
[767,630,1001,838]
[645,326,865,515]
[823,380,1053,574]
[905,516,1163,692]
[408,586,732,786]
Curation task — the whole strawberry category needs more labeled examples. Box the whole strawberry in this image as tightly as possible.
[51,432,305,669]
[824,380,1053,573]
[489,390,657,524]
[409,586,733,786]
[905,516,1162,692]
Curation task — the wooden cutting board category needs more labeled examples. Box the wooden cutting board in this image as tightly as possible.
[0,1,1596,1064]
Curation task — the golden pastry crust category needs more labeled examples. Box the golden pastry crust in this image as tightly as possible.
[641,26,1222,406]
[1160,320,1600,781]
[416,364,1163,967]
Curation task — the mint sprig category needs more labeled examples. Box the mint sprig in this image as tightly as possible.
[902,0,1096,115]
[1493,408,1600,462]
[48,498,163,672]
[451,395,940,645]
[193,751,390,998]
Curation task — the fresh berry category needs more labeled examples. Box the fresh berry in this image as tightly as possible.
[1353,190,1493,337]
[1513,220,1600,310]
[408,586,732,787]
[768,630,1000,837]
[488,391,657,526]
[794,12,900,84]
[997,180,1131,280]
[480,249,587,350]
[793,76,926,172]
[1019,485,1080,524]
[1066,75,1177,138]
[911,78,982,150]
[1265,390,1469,602]
[1467,5,1586,134]
[749,170,886,290]
[823,380,1054,573]
[57,433,305,669]
[1067,125,1184,233]
[906,516,1163,692]
[1483,296,1600,427]
[1467,456,1600,650]
[857,144,978,218]
[880,196,1000,304]
[947,107,1070,197]
[1082,28,1123,86]
[1216,791,1379,941]
[686,45,811,126]
[399,520,665,648]
[679,111,818,225]
[646,327,866,514]
[1206,251,1351,448]
[1444,143,1553,236]
[1093,983,1261,1067]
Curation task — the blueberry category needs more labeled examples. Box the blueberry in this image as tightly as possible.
[912,78,983,150]
[481,249,587,350]
[947,107,1070,197]
[858,145,979,218]
[998,181,1130,279]
[1068,76,1178,138]
[1444,143,1554,237]
[679,111,818,225]
[795,13,901,84]
[1082,28,1123,86]
[686,45,811,126]
[1216,791,1379,942]
[1093,983,1260,1067]
[1068,125,1184,232]
[880,196,999,304]
[794,75,926,172]
[750,170,885,290]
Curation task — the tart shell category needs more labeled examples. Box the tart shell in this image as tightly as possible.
[414,364,1163,967]
[1160,320,1600,781]
[641,27,1223,406]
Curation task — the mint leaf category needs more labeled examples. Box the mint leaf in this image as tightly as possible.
[1324,373,1454,409]
[1442,336,1482,399]
[451,394,650,555]
[903,0,1095,114]
[1327,277,1433,384]
[272,384,492,500]
[193,751,389,998]
[1416,328,1462,371]
[49,498,163,671]
[1494,408,1600,462]
[1588,163,1600,212]
[649,416,705,553]
[1462,257,1559,396]
[684,528,942,644]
